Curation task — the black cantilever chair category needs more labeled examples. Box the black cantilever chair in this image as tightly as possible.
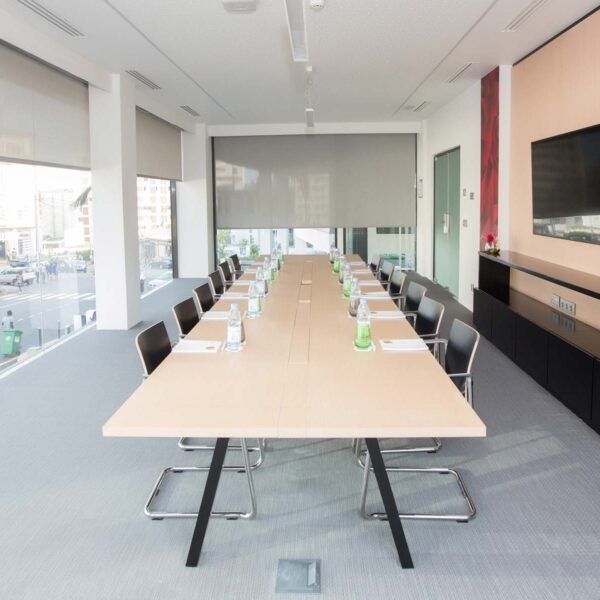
[359,318,480,523]
[402,281,427,313]
[378,260,395,288]
[219,260,236,287]
[172,297,200,338]
[387,267,407,305]
[230,254,244,278]
[208,270,226,300]
[369,254,382,274]
[136,321,259,521]
[193,283,215,315]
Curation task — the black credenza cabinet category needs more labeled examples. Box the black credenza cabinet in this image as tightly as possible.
[473,288,600,433]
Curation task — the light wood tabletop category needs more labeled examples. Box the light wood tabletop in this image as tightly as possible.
[103,255,486,440]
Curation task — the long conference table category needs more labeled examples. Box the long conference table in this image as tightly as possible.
[103,255,486,569]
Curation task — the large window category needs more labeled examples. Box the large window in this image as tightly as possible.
[217,228,335,265]
[137,178,174,294]
[0,162,94,371]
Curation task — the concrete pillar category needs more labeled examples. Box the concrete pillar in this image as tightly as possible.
[176,124,214,277]
[89,74,140,330]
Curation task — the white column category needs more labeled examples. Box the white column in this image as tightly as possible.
[498,65,512,251]
[416,125,433,278]
[176,124,214,277]
[89,74,140,330]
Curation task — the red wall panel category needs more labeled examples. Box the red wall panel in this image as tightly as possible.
[480,67,499,247]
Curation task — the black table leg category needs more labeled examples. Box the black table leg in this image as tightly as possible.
[364,438,414,569]
[186,437,229,567]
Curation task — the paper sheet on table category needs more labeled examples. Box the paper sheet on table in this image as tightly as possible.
[361,291,389,297]
[359,281,382,286]
[201,311,231,321]
[352,269,372,274]
[231,280,252,286]
[348,261,366,266]
[369,310,406,320]
[173,340,222,353]
[379,339,428,352]
[222,292,249,299]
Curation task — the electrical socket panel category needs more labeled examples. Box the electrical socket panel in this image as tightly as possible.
[551,294,560,308]
[559,297,576,315]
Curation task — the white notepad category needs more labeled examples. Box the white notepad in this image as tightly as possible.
[222,292,249,299]
[201,311,230,321]
[352,269,372,274]
[379,339,428,352]
[359,281,382,287]
[173,340,222,353]
[348,261,366,266]
[362,291,389,297]
[370,310,406,320]
[231,280,252,286]
[245,269,257,274]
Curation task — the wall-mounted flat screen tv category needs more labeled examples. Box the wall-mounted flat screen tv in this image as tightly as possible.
[532,123,600,245]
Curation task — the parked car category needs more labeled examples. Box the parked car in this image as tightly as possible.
[71,259,87,273]
[0,267,35,286]
[147,272,173,290]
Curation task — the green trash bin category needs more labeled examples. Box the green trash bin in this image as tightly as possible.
[1,329,22,356]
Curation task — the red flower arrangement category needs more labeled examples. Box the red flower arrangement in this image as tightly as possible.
[483,232,500,255]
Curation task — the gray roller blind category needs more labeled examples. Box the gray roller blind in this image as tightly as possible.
[214,134,416,228]
[0,43,90,168]
[136,109,182,181]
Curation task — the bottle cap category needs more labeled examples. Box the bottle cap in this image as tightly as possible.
[231,303,238,310]
[360,298,367,305]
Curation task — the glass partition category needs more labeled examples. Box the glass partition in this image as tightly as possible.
[0,162,93,371]
[216,228,335,265]
[345,226,416,268]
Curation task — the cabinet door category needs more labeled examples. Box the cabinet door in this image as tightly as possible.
[547,334,593,422]
[592,361,600,434]
[515,315,548,387]
[491,299,516,360]
[473,288,492,339]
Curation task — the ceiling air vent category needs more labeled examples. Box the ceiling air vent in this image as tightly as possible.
[180,105,201,117]
[413,101,431,113]
[17,0,85,37]
[402,105,415,111]
[126,70,161,90]
[222,0,257,12]
[446,63,474,83]
[502,0,551,32]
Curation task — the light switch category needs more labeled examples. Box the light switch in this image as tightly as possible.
[470,192,475,200]
[462,219,468,227]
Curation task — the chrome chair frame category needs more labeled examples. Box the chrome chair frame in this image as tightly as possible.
[135,324,261,520]
[359,451,476,523]
[145,438,257,520]
[357,319,480,523]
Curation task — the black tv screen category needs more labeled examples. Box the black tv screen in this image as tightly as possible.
[532,124,600,245]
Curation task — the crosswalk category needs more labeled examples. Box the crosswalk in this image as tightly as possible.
[0,291,96,304]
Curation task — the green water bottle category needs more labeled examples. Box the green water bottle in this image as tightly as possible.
[354,299,372,350]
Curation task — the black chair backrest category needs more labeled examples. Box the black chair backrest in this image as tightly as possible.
[379,260,394,282]
[231,254,242,271]
[369,254,381,273]
[135,321,171,377]
[414,297,445,338]
[208,270,224,296]
[194,283,215,313]
[172,297,199,337]
[404,281,427,312]
[445,319,480,390]
[388,268,406,297]
[219,261,233,282]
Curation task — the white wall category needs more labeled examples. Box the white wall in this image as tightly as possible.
[419,81,481,310]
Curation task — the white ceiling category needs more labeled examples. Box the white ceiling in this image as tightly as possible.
[1,0,598,124]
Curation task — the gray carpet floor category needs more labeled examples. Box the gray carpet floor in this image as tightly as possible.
[1,275,599,600]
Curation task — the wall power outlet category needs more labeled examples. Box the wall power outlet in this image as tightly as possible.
[559,297,576,315]
[551,294,560,308]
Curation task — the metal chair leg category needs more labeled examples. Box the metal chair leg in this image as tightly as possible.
[145,438,257,520]
[359,452,476,523]
[354,438,442,468]
[178,437,266,470]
